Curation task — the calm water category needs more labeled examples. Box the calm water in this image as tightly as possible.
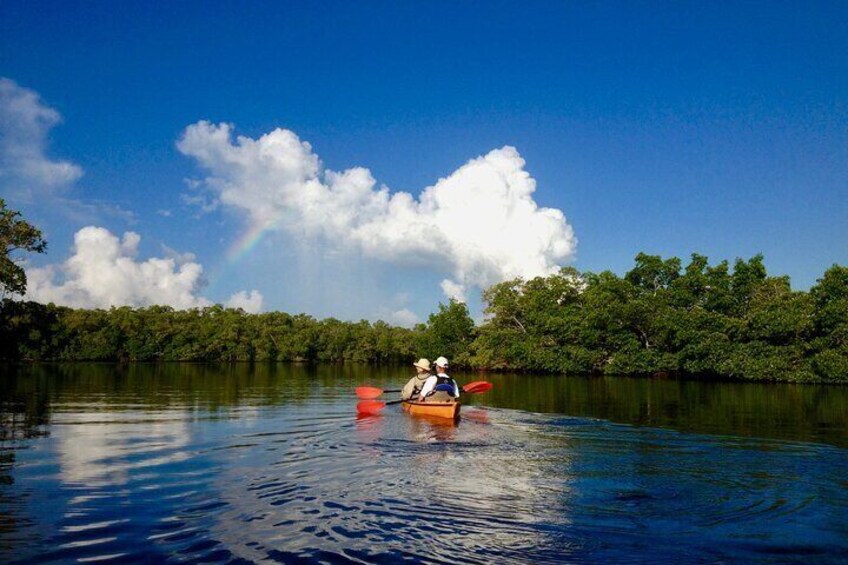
[1,364,847,564]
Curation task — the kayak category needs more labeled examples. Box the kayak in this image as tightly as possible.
[401,399,461,420]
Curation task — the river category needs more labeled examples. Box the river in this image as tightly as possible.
[1,363,846,563]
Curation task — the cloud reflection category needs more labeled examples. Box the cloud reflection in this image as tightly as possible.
[54,411,191,487]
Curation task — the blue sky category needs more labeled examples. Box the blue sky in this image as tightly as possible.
[1,1,846,323]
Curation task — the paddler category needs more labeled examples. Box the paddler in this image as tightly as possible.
[401,358,432,400]
[418,356,460,402]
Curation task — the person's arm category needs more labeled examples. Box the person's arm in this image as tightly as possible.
[418,375,436,400]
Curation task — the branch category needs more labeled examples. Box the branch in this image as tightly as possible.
[512,316,527,334]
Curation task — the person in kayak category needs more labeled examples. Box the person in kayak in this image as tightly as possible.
[418,356,460,402]
[401,358,432,400]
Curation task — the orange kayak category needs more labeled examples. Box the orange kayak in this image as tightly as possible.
[401,399,461,420]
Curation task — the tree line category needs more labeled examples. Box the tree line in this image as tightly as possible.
[0,302,419,364]
[1,253,846,383]
[468,255,847,384]
[1,198,846,382]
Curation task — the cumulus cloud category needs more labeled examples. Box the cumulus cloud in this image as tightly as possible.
[24,226,261,311]
[383,308,421,328]
[178,121,577,298]
[225,290,264,314]
[440,279,468,303]
[0,77,82,198]
[0,78,134,223]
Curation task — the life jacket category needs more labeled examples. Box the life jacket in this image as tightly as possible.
[431,375,459,397]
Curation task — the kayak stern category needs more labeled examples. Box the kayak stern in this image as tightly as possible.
[401,399,461,420]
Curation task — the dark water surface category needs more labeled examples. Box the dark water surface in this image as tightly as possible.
[1,364,847,563]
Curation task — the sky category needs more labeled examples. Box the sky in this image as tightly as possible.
[1,1,846,324]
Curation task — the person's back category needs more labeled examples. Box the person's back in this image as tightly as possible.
[402,358,432,400]
[418,356,460,402]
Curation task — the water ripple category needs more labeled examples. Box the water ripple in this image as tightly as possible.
[1,391,847,564]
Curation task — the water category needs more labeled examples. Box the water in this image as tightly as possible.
[1,364,847,563]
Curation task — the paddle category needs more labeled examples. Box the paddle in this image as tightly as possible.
[356,380,492,399]
[356,381,493,415]
[462,381,493,394]
[355,386,402,399]
[356,398,407,414]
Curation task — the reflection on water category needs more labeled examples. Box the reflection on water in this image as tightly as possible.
[1,363,847,563]
[55,412,191,487]
[479,372,848,448]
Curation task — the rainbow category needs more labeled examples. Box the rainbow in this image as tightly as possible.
[225,220,274,265]
[203,220,278,292]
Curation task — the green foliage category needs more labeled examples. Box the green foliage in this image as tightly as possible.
[811,265,848,345]
[416,300,476,365]
[625,253,681,294]
[0,301,418,365]
[0,199,47,296]
[810,349,848,383]
[471,253,848,383]
[2,249,847,384]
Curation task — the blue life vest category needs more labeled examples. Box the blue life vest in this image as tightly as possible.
[432,375,459,397]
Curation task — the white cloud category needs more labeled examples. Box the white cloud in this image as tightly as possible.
[160,244,197,265]
[0,77,83,199]
[384,308,421,328]
[24,226,261,311]
[225,289,264,313]
[440,279,467,303]
[178,121,577,299]
[180,180,219,215]
[0,78,135,224]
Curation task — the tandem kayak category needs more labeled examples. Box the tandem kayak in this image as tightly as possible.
[401,399,461,420]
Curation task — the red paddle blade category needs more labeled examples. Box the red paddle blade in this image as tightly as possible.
[356,400,387,415]
[355,386,385,399]
[462,381,493,394]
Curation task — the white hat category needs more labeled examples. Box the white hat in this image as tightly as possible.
[413,358,431,371]
[434,356,449,368]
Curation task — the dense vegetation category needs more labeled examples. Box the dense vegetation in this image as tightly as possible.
[1,254,846,383]
[0,198,46,297]
[1,199,846,382]
[471,255,848,383]
[0,302,419,364]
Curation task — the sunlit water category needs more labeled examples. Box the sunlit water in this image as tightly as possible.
[1,364,847,563]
